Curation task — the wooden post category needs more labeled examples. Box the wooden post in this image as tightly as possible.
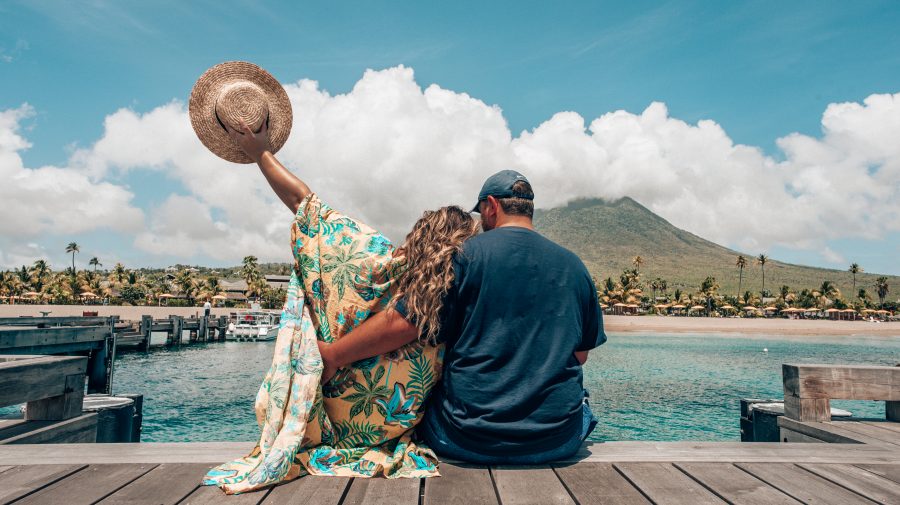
[87,341,108,394]
[218,315,227,341]
[140,315,152,352]
[199,315,208,342]
[172,315,183,348]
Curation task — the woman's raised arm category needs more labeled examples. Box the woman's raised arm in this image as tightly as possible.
[227,121,311,214]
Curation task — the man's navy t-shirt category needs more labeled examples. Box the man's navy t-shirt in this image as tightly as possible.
[398,226,606,455]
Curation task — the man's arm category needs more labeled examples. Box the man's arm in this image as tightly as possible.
[574,350,589,365]
[318,309,419,382]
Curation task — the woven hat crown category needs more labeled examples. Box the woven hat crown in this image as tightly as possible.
[189,61,292,164]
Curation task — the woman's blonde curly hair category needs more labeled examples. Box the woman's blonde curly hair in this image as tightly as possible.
[389,205,479,345]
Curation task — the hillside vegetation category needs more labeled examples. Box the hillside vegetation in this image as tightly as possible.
[533,197,898,298]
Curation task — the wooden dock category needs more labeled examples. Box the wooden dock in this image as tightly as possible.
[0,441,898,504]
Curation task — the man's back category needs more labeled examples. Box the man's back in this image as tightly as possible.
[426,226,605,455]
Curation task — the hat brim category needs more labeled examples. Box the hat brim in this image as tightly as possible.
[189,61,292,164]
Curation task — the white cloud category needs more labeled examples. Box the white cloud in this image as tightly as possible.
[0,105,144,268]
[3,67,899,268]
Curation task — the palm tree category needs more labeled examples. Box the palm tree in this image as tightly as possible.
[815,281,840,309]
[659,279,668,299]
[65,242,80,272]
[875,277,889,309]
[848,263,862,295]
[632,255,644,272]
[174,269,198,305]
[111,263,127,286]
[780,285,791,305]
[89,257,101,273]
[756,254,769,297]
[29,260,52,292]
[700,276,719,315]
[735,255,747,297]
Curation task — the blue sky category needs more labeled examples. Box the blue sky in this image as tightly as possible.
[1,0,899,275]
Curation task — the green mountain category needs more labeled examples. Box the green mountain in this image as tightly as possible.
[533,197,898,299]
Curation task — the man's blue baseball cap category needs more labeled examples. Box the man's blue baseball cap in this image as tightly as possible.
[471,170,533,213]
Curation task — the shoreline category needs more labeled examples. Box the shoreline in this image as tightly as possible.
[0,304,897,338]
[604,314,899,337]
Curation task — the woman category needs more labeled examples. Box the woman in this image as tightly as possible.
[203,121,479,494]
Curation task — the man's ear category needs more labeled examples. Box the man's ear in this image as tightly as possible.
[485,195,501,215]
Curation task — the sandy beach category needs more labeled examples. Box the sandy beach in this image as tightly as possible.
[1,304,897,337]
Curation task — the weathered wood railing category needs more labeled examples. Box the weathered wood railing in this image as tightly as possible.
[0,317,116,393]
[0,355,97,444]
[782,364,899,422]
[779,363,900,446]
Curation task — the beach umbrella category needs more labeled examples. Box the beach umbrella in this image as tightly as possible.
[627,304,639,308]
[720,305,735,310]
[841,309,856,313]
[824,308,840,313]
[671,304,686,309]
[158,293,175,298]
[764,306,778,311]
[80,291,98,298]
[23,291,40,297]
[599,303,608,309]
[742,306,757,311]
[613,303,627,307]
[876,309,889,314]
[689,305,705,311]
[212,294,227,300]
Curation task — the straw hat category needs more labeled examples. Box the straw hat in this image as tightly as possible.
[189,61,292,164]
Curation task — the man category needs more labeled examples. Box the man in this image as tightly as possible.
[320,170,605,463]
[203,299,212,319]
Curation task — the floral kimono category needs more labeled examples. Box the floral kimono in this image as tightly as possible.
[204,194,442,494]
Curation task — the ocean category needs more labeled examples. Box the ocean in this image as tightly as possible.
[110,332,900,443]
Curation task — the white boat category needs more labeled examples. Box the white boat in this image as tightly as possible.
[225,310,280,342]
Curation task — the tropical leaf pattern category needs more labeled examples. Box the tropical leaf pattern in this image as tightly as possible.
[203,193,442,495]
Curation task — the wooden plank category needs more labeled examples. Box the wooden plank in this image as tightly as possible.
[98,463,212,505]
[0,326,109,351]
[424,464,498,505]
[569,441,900,463]
[0,412,97,444]
[0,442,256,465]
[341,477,420,505]
[831,421,900,447]
[783,395,830,422]
[799,463,900,503]
[491,467,575,505]
[0,316,111,326]
[553,462,649,504]
[262,475,351,504]
[854,463,900,485]
[180,484,270,504]
[0,355,87,407]
[615,463,725,505]
[737,463,875,505]
[25,373,85,420]
[15,464,155,505]
[860,420,900,434]
[0,464,86,504]
[779,427,827,443]
[3,441,900,466]
[778,417,872,444]
[782,364,900,402]
[676,463,801,504]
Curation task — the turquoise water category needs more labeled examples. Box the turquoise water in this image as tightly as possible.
[111,332,899,443]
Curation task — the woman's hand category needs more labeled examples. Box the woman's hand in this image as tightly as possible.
[226,120,271,164]
[318,340,339,383]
